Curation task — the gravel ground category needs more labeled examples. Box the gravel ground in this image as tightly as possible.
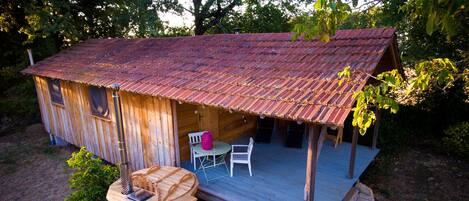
[364,147,469,201]
[0,124,77,201]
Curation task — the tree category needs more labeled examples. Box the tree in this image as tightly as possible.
[207,0,293,34]
[189,0,242,35]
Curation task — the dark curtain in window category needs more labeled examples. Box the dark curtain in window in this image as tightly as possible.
[88,86,109,118]
[47,79,64,104]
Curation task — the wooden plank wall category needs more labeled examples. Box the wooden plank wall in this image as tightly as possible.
[218,110,257,143]
[33,76,177,170]
[176,103,200,161]
[176,103,257,161]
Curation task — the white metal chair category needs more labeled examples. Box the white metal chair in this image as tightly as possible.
[230,137,254,177]
[188,131,206,170]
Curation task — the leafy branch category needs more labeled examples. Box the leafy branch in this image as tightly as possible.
[338,58,468,135]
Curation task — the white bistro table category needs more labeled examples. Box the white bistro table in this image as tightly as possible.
[193,141,231,182]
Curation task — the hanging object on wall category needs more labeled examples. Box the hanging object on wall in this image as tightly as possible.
[201,131,213,150]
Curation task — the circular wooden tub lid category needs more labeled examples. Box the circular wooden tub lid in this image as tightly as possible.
[107,165,199,201]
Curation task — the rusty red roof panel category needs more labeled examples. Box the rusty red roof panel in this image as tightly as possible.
[22,28,398,126]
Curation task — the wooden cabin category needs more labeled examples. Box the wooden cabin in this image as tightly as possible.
[23,28,402,201]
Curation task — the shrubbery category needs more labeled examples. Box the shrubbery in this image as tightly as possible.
[66,147,119,201]
[443,122,469,159]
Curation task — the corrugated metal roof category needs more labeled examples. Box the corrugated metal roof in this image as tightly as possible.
[22,28,398,126]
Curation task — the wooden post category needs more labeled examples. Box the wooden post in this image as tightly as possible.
[348,126,359,179]
[372,109,381,149]
[304,124,321,201]
[171,101,181,167]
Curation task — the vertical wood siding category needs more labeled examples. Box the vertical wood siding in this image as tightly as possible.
[176,103,200,161]
[176,103,257,161]
[33,76,176,170]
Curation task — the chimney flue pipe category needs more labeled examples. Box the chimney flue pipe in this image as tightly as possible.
[27,49,34,66]
[234,27,241,34]
[111,83,133,195]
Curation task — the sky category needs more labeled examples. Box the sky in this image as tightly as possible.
[160,0,193,27]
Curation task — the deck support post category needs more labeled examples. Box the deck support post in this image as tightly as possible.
[171,101,181,167]
[111,84,133,195]
[304,124,321,201]
[372,109,381,149]
[348,126,359,179]
[316,126,327,160]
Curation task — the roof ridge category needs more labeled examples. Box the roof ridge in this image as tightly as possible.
[78,27,395,42]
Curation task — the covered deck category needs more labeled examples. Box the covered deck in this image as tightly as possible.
[181,133,379,201]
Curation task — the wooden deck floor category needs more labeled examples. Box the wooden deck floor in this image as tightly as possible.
[181,134,379,201]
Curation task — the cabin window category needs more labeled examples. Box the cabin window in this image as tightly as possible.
[88,86,109,118]
[47,79,64,105]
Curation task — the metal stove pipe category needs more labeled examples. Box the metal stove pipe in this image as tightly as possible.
[110,83,133,195]
[27,48,56,145]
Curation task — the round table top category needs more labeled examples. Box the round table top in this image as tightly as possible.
[193,141,231,156]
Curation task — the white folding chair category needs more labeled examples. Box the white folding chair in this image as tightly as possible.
[188,131,206,170]
[230,137,254,177]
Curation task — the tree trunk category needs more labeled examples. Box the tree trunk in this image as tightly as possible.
[194,16,206,35]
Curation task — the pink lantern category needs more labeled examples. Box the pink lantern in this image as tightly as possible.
[201,131,213,150]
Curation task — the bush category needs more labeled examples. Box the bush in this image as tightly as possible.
[66,147,119,201]
[442,122,469,159]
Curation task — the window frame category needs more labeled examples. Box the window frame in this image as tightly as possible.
[47,78,64,105]
[88,86,110,119]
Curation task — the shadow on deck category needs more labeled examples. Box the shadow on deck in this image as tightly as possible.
[181,135,379,201]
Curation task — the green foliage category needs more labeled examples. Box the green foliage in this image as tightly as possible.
[443,122,469,159]
[0,0,173,45]
[163,26,193,37]
[0,79,38,118]
[338,58,468,135]
[387,0,468,63]
[339,69,404,134]
[294,0,468,63]
[337,66,351,86]
[402,0,467,40]
[339,8,378,29]
[66,147,119,201]
[208,1,293,34]
[407,58,460,92]
[238,1,292,33]
[292,0,350,42]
